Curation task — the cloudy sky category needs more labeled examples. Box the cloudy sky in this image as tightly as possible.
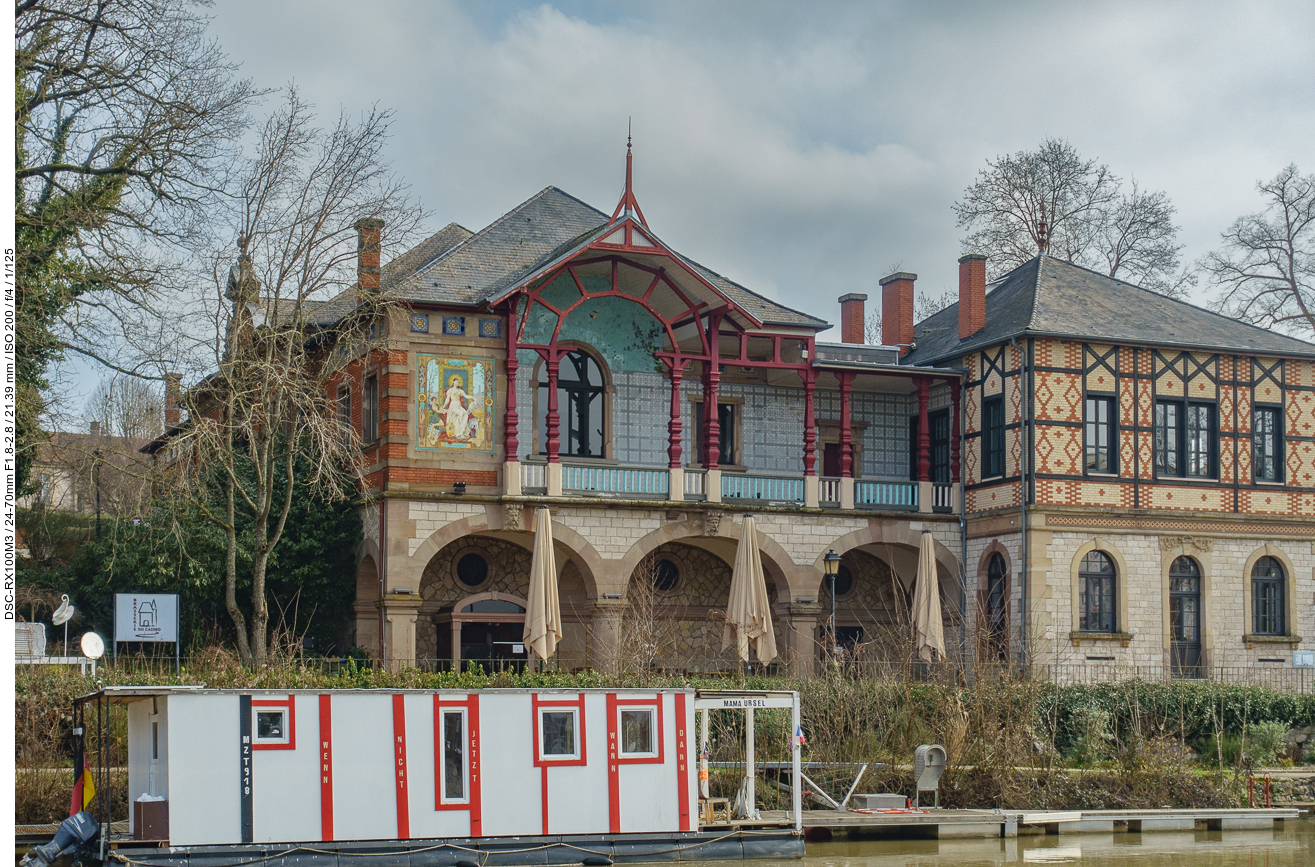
[201,0,1314,333]
[52,0,1315,416]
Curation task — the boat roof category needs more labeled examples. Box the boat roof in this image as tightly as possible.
[78,685,798,704]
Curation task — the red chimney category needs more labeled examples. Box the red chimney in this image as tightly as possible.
[165,373,181,428]
[880,272,917,356]
[958,254,987,340]
[838,293,867,344]
[354,217,384,293]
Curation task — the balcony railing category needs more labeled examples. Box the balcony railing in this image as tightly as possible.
[721,473,804,504]
[515,462,945,514]
[562,464,668,498]
[932,482,954,513]
[855,480,918,509]
[522,462,547,492]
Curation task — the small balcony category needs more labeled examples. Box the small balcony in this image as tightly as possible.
[518,460,957,514]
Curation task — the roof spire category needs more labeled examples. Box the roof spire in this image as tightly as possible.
[611,119,648,228]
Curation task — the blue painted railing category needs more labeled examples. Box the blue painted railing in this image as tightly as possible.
[562,464,669,497]
[721,473,805,503]
[854,480,918,509]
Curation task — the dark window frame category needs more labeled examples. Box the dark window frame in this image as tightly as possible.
[1078,550,1117,633]
[693,400,739,467]
[982,396,1006,479]
[1084,395,1118,475]
[537,349,607,459]
[1251,556,1286,637]
[1154,398,1216,479]
[362,374,379,442]
[985,552,1009,661]
[1253,405,1283,483]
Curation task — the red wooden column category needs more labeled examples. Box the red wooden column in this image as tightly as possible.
[545,353,562,463]
[838,372,855,478]
[916,377,931,482]
[802,370,817,476]
[667,358,687,468]
[702,314,724,470]
[950,379,962,485]
[504,305,520,463]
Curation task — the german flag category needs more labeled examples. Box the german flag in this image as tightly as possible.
[69,743,96,817]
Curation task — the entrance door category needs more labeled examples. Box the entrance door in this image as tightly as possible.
[460,621,528,671]
[1169,556,1202,678]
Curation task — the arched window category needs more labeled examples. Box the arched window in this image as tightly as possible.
[1078,551,1116,633]
[1169,556,1202,676]
[538,350,606,458]
[1252,556,1286,636]
[986,553,1008,659]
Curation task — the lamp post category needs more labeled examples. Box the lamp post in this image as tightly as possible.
[823,549,841,657]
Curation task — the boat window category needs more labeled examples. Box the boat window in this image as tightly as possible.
[540,709,578,758]
[441,710,467,803]
[620,708,657,757]
[254,708,289,745]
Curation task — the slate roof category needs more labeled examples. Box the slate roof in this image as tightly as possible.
[391,186,828,329]
[903,255,1315,366]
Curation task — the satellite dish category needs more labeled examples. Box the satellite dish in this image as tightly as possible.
[52,594,74,626]
[81,632,105,660]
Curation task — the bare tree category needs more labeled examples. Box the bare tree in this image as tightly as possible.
[167,89,425,666]
[1205,164,1315,338]
[84,376,163,440]
[955,138,1185,294]
[15,0,259,492]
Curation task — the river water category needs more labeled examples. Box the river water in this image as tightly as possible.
[785,817,1315,866]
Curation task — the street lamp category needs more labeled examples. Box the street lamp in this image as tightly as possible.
[823,549,841,656]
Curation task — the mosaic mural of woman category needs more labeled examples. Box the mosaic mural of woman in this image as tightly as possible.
[417,354,495,451]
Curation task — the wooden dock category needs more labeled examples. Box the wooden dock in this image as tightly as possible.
[775,807,1302,839]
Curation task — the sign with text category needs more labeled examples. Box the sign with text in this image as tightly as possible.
[115,593,179,642]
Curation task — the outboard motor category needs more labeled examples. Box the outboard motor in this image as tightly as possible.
[21,811,100,867]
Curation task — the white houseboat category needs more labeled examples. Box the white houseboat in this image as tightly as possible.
[78,686,803,865]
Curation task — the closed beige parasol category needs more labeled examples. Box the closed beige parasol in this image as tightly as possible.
[722,514,777,664]
[912,530,946,663]
[524,506,563,661]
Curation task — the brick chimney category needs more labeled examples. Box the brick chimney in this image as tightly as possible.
[165,373,181,428]
[838,293,867,344]
[958,254,987,340]
[354,217,384,294]
[879,272,917,356]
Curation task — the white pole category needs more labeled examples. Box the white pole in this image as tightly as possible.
[699,708,710,799]
[791,695,802,832]
[745,707,756,820]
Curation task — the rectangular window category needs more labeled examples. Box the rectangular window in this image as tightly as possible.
[363,374,379,441]
[982,396,1005,479]
[1254,406,1282,482]
[1155,399,1215,479]
[929,409,950,483]
[619,708,657,757]
[540,709,578,759]
[694,402,737,466]
[337,385,351,436]
[1079,574,1115,632]
[1084,396,1117,474]
[1253,576,1285,636]
[441,710,466,802]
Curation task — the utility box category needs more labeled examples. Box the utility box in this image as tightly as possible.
[913,744,946,808]
[134,799,169,841]
[855,793,907,810]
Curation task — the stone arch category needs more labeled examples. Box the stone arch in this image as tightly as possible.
[1069,538,1131,636]
[619,517,795,601]
[1242,543,1299,640]
[353,552,380,655]
[809,522,963,612]
[407,512,603,601]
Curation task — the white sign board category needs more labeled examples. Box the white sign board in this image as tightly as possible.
[115,593,179,642]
